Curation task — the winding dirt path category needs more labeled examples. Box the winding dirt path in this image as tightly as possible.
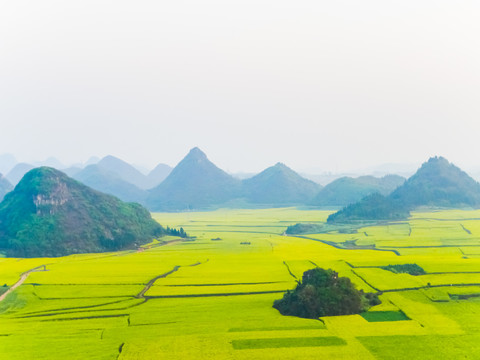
[0,265,47,303]
[135,261,204,299]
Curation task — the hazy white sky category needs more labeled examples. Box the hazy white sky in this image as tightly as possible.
[1,1,479,173]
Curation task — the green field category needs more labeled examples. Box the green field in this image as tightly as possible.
[2,208,480,359]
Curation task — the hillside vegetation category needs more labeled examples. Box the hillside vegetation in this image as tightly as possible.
[328,157,480,223]
[0,167,167,257]
[2,208,480,359]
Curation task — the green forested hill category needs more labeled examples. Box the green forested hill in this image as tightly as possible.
[389,156,480,207]
[328,157,480,223]
[0,167,164,257]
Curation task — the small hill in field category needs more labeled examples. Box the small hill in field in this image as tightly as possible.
[0,167,165,257]
[242,163,321,205]
[147,147,241,211]
[273,267,380,319]
[310,175,404,207]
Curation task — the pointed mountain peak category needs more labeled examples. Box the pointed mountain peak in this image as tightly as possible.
[147,148,240,211]
[186,147,207,160]
[414,156,467,179]
[273,162,289,170]
[424,156,450,167]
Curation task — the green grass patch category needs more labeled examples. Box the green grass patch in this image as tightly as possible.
[228,324,326,332]
[231,336,346,349]
[360,310,409,322]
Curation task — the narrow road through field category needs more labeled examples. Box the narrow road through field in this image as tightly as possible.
[135,260,204,299]
[0,265,47,303]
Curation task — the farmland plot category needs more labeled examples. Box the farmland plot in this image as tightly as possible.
[1,208,480,359]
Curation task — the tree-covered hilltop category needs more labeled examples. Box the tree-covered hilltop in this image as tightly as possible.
[0,173,13,202]
[389,156,480,208]
[242,163,321,206]
[309,175,404,207]
[273,268,380,319]
[328,157,480,223]
[0,167,181,258]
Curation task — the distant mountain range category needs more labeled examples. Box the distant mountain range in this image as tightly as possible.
[243,163,321,206]
[146,148,330,211]
[0,167,166,257]
[0,174,12,202]
[310,175,405,207]
[70,156,172,204]
[0,148,412,211]
[95,155,153,189]
[6,163,35,185]
[328,157,480,223]
[145,163,172,189]
[73,165,148,204]
[3,151,473,214]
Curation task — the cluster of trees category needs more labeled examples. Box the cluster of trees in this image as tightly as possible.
[285,223,326,235]
[380,264,426,275]
[164,226,187,238]
[273,268,380,319]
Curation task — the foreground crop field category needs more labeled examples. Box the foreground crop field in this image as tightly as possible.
[2,208,480,359]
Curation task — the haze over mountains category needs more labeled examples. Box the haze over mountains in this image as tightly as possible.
[1,150,478,213]
[0,174,12,202]
[6,163,35,185]
[243,163,321,206]
[73,165,148,204]
[310,175,405,207]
